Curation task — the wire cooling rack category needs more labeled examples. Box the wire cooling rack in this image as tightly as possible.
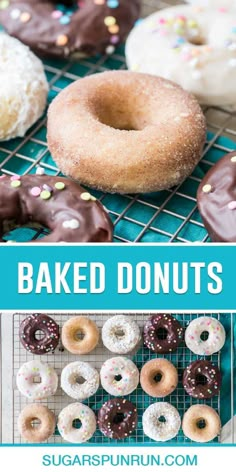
[0,0,236,243]
[1,312,234,444]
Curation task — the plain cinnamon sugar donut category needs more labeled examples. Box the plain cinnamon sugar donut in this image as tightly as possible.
[140,358,178,398]
[182,405,221,443]
[18,404,56,443]
[62,316,99,354]
[47,71,206,194]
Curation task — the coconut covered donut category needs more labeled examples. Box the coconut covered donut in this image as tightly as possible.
[47,71,206,194]
[102,315,141,354]
[0,0,140,59]
[143,402,181,442]
[0,33,48,141]
[126,5,236,107]
[60,361,100,401]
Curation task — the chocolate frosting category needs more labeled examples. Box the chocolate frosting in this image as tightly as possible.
[143,314,184,353]
[19,313,60,354]
[0,174,113,243]
[98,398,137,439]
[183,360,221,399]
[0,0,141,58]
[197,151,236,242]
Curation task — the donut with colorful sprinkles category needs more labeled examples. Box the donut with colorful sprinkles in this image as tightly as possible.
[143,314,184,353]
[183,360,221,399]
[19,314,60,354]
[57,403,96,443]
[16,360,58,400]
[98,398,138,439]
[126,4,236,107]
[0,0,141,58]
[185,316,226,355]
[0,174,113,243]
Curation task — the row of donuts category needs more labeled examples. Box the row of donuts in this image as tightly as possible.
[18,400,221,444]
[16,357,221,401]
[20,313,226,356]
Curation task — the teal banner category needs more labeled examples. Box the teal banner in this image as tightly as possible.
[0,243,235,310]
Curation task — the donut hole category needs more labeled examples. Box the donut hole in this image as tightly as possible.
[196,418,207,430]
[74,330,85,341]
[153,372,162,383]
[115,328,125,338]
[156,327,168,340]
[158,415,166,424]
[196,374,207,386]
[72,418,82,429]
[30,418,41,429]
[200,331,209,341]
[34,329,45,341]
[3,219,50,242]
[188,36,206,46]
[33,376,42,384]
[113,413,126,425]
[75,376,86,385]
[114,374,122,382]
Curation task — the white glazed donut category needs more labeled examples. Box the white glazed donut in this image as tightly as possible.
[126,5,236,107]
[186,1,236,8]
[57,403,96,443]
[185,317,226,355]
[0,33,48,141]
[16,360,58,400]
[60,361,99,401]
[100,357,139,396]
[102,315,141,354]
[142,402,181,441]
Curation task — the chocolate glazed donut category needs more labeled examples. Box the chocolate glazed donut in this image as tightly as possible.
[0,0,141,58]
[98,399,137,439]
[0,174,113,242]
[143,314,184,353]
[19,314,60,354]
[183,360,221,399]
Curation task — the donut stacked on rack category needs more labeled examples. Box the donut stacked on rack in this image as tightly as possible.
[16,313,226,444]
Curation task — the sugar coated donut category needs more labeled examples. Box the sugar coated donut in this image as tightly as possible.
[0,0,140,59]
[58,403,96,443]
[16,360,58,400]
[143,402,181,442]
[61,316,99,354]
[197,152,236,242]
[98,398,137,439]
[183,360,221,399]
[140,359,178,398]
[100,357,139,396]
[126,5,236,107]
[0,174,113,243]
[102,315,141,354]
[47,70,206,194]
[185,317,226,355]
[18,404,56,443]
[61,361,99,401]
[0,33,48,141]
[182,405,221,442]
[19,314,60,354]
[143,314,184,353]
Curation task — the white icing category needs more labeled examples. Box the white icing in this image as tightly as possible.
[0,33,48,141]
[126,5,236,106]
[142,402,181,441]
[185,317,226,355]
[57,403,96,443]
[100,357,139,396]
[102,315,141,354]
[186,0,236,7]
[60,361,99,401]
[16,360,58,400]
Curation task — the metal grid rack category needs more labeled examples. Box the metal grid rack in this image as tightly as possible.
[1,312,233,444]
[0,0,236,243]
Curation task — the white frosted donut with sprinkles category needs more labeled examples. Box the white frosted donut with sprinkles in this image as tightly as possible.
[16,360,58,400]
[185,317,226,355]
[126,4,236,107]
[60,361,99,401]
[57,403,96,443]
[186,1,236,8]
[102,315,141,354]
[100,356,139,396]
[142,402,181,442]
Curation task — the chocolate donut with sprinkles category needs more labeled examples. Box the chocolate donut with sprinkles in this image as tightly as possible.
[98,398,138,439]
[183,360,221,399]
[19,314,60,354]
[143,314,184,353]
[0,174,113,243]
[0,0,141,58]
